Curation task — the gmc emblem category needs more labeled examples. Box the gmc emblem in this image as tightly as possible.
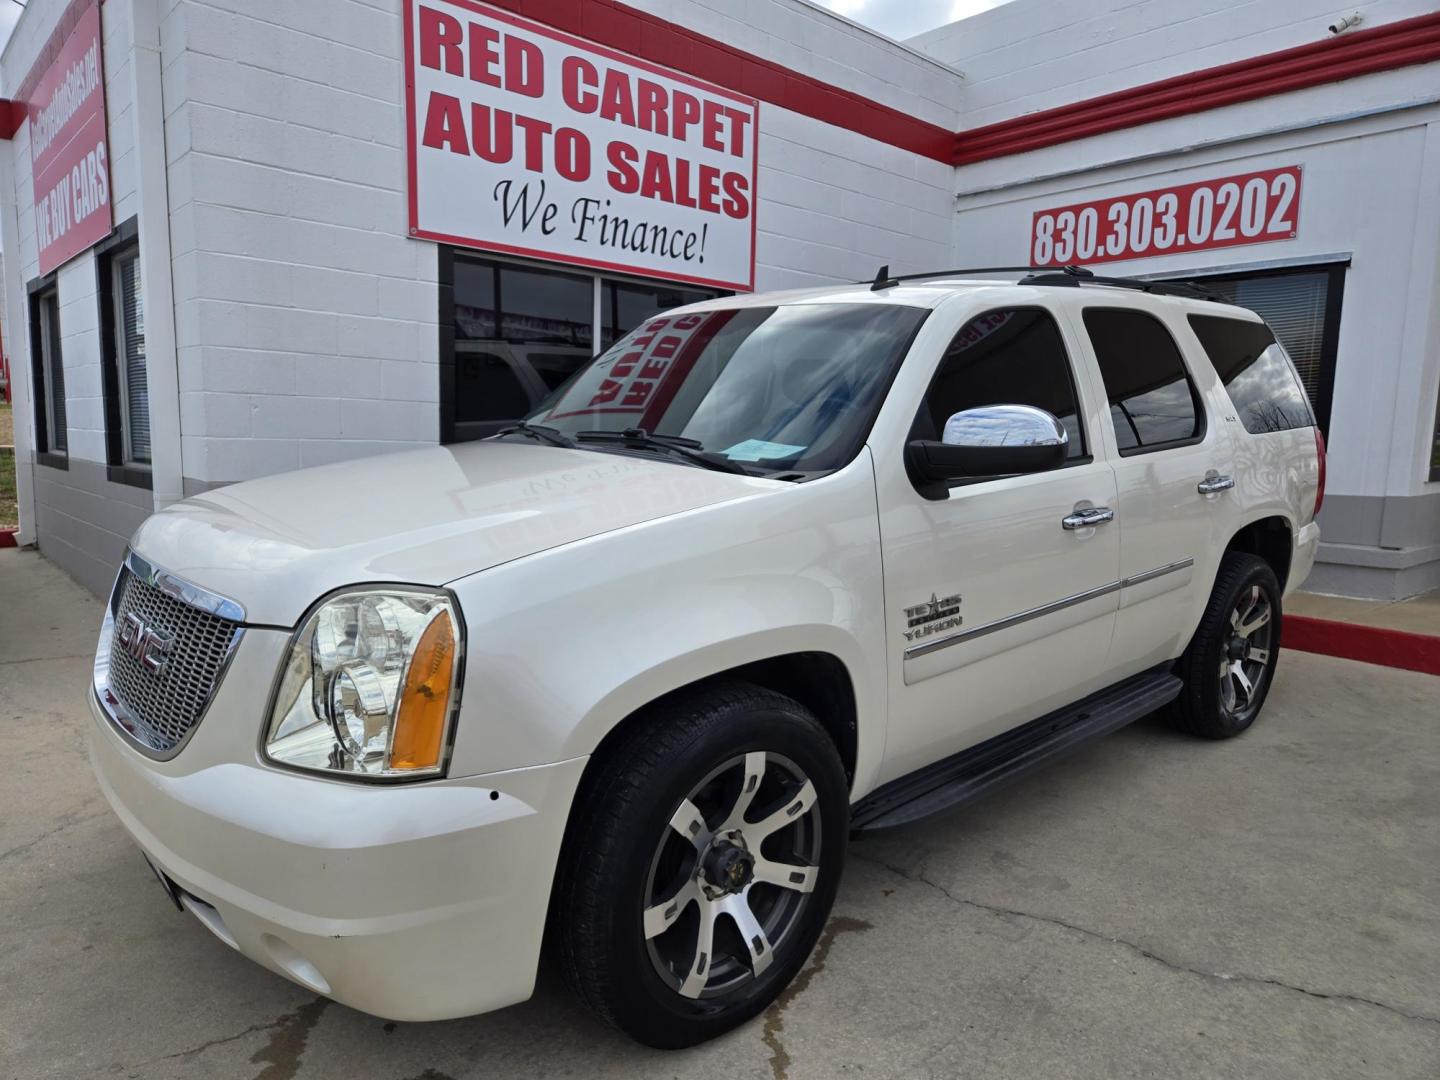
[118,612,174,677]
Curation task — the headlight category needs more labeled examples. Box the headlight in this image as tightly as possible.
[264,588,463,780]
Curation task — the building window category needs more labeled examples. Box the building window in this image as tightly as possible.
[1184,264,1345,436]
[97,221,151,486]
[440,250,725,443]
[1431,382,1440,483]
[600,278,725,351]
[28,278,66,465]
[1082,307,1203,453]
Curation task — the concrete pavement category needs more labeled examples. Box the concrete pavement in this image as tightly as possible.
[1,546,1437,1079]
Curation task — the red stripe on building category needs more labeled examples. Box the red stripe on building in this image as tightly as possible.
[1283,614,1440,677]
[954,11,1440,165]
[478,0,956,162]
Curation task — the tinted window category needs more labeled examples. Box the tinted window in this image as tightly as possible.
[1188,315,1314,434]
[1082,308,1201,452]
[455,352,531,423]
[920,308,1086,460]
[601,279,723,349]
[450,257,593,430]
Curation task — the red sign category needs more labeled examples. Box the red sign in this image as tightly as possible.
[404,0,758,291]
[27,2,112,277]
[544,311,730,426]
[1030,166,1302,267]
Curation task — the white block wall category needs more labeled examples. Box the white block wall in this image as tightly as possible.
[160,0,960,487]
[0,0,157,593]
[911,0,1439,128]
[161,0,438,483]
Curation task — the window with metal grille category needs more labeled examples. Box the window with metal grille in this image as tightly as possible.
[112,249,149,464]
[97,221,152,485]
[28,281,66,459]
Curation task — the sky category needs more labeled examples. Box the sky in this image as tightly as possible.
[807,0,1014,42]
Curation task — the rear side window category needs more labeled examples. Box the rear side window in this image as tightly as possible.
[920,308,1087,460]
[1082,308,1202,453]
[1188,315,1315,434]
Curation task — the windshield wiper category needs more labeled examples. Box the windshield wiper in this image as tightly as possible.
[495,422,577,448]
[575,428,754,476]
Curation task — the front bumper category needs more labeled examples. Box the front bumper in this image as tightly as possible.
[88,659,586,1021]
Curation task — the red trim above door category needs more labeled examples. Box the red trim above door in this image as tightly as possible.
[474,0,957,162]
[953,10,1440,165]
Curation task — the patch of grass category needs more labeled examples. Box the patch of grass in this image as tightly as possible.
[0,404,16,527]
[0,449,15,528]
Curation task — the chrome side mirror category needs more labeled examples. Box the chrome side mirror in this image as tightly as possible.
[908,404,1069,491]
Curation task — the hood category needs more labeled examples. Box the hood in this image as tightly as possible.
[130,442,780,626]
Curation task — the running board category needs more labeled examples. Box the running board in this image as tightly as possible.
[850,668,1182,832]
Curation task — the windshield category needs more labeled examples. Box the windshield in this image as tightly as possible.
[523,303,929,473]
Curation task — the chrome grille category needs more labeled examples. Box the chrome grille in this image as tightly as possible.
[100,562,243,755]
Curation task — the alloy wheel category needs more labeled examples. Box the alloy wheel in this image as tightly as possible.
[643,750,822,1000]
[1220,583,1275,715]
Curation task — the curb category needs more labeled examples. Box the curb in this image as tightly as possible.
[0,529,17,549]
[1284,614,1440,677]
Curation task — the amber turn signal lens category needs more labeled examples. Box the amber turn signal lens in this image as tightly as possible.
[390,611,456,771]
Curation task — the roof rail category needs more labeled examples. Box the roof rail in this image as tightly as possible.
[864,263,1230,303]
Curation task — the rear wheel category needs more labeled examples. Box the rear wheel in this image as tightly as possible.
[553,682,848,1048]
[1171,552,1282,738]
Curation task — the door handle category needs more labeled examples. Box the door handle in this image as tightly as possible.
[1062,507,1116,530]
[1197,474,1235,495]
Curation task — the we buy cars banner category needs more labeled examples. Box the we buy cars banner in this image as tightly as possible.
[404,0,758,291]
[25,1,112,277]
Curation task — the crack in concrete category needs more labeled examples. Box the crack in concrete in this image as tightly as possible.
[151,997,329,1077]
[0,804,106,865]
[761,915,872,1080]
[853,851,1440,1029]
[0,653,92,667]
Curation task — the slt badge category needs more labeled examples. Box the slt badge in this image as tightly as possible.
[903,593,962,642]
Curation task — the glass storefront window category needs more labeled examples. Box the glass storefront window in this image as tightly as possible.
[601,279,724,351]
[445,252,724,441]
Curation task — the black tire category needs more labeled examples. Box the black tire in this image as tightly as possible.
[1171,551,1282,739]
[552,681,848,1048]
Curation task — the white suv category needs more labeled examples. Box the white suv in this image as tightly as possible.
[88,267,1323,1047]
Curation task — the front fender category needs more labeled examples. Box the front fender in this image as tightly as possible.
[443,453,889,796]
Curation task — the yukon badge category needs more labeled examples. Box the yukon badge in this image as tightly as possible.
[903,593,963,642]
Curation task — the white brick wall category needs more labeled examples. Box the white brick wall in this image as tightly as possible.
[161,0,437,481]
[912,0,1439,128]
[154,0,961,484]
[4,0,961,502]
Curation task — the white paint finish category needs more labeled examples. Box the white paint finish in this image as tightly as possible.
[128,440,790,626]
[130,0,185,509]
[912,0,1436,128]
[863,290,1122,780]
[95,275,1321,1021]
[1059,299,1243,670]
[445,452,891,788]
[88,656,586,1020]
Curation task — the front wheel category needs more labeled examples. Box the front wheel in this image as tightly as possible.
[1171,551,1282,738]
[553,682,848,1048]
